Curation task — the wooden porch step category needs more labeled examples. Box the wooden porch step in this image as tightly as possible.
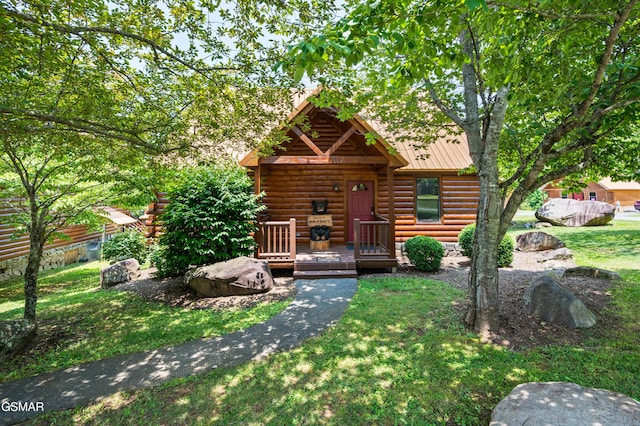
[294,260,356,271]
[293,269,358,279]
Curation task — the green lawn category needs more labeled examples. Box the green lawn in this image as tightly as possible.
[24,220,640,425]
[0,262,291,382]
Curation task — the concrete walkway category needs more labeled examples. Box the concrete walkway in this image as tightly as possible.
[0,278,358,425]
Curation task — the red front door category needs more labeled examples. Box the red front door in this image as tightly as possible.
[347,180,374,242]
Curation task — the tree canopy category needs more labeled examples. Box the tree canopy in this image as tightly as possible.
[286,0,640,333]
[0,0,338,323]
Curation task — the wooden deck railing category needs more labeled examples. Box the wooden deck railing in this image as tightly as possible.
[256,218,297,260]
[353,216,392,259]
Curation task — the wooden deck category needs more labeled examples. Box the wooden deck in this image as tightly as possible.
[256,219,397,278]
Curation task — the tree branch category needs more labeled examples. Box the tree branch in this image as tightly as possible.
[0,106,165,152]
[0,7,240,74]
[487,1,618,20]
[423,79,466,128]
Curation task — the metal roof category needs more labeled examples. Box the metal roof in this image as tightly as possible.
[100,207,138,225]
[597,177,640,190]
[390,134,472,172]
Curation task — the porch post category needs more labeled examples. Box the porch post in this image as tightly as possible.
[353,218,361,259]
[254,164,262,258]
[387,166,396,259]
[289,218,296,260]
[254,163,261,195]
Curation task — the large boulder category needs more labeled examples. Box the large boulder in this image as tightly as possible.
[524,275,596,328]
[491,382,640,426]
[516,231,565,252]
[0,319,37,361]
[535,198,615,226]
[185,257,273,298]
[100,258,141,289]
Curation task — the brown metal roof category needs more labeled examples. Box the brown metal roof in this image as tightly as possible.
[393,136,473,172]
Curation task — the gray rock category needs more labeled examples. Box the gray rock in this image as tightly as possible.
[524,275,596,328]
[537,247,573,263]
[185,257,273,298]
[516,231,565,252]
[100,258,141,289]
[563,266,621,280]
[0,319,37,360]
[491,382,640,426]
[534,221,552,228]
[535,198,615,226]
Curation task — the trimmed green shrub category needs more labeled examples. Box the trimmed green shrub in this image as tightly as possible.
[102,230,148,264]
[154,164,264,277]
[497,235,515,268]
[524,189,548,210]
[458,223,476,258]
[404,235,445,272]
[457,223,514,267]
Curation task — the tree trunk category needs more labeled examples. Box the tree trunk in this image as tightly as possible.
[23,231,45,322]
[465,170,502,334]
[462,73,510,334]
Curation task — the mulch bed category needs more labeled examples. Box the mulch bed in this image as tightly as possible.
[368,252,616,351]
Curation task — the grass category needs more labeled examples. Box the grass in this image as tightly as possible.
[23,219,640,425]
[0,261,291,382]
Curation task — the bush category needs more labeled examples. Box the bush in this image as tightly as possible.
[458,223,475,258]
[154,164,264,277]
[524,189,548,210]
[497,235,515,268]
[404,235,445,272]
[102,230,148,264]
[457,223,514,267]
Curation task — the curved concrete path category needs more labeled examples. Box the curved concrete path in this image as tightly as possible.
[0,278,358,425]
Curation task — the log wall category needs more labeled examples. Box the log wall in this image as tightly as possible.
[380,173,479,242]
[258,164,380,243]
[141,169,480,245]
[0,202,118,262]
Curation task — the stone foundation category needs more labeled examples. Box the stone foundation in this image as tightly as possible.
[0,240,100,282]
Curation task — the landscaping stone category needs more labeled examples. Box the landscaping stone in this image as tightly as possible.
[537,247,573,263]
[185,257,273,298]
[563,266,621,280]
[534,221,552,228]
[491,382,640,426]
[0,319,37,361]
[524,275,596,328]
[516,231,565,252]
[535,198,615,226]
[100,258,141,289]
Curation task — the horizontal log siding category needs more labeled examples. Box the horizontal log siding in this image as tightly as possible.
[392,173,479,242]
[0,203,117,262]
[144,193,169,239]
[140,170,480,246]
[260,164,378,244]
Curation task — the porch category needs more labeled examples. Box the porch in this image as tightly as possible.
[255,218,397,278]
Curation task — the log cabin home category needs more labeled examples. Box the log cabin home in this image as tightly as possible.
[237,91,480,277]
[0,204,141,282]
